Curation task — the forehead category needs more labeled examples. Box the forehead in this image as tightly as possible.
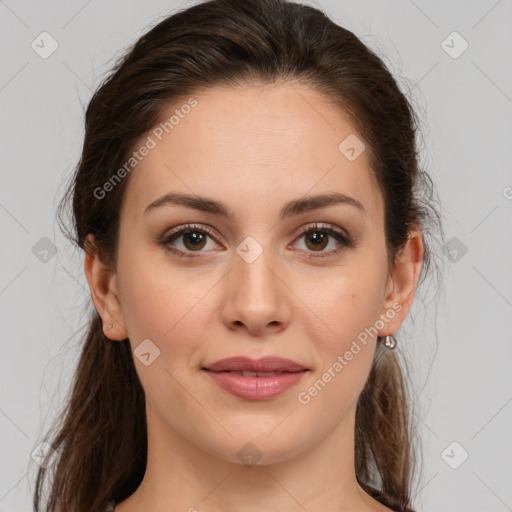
[120,82,383,223]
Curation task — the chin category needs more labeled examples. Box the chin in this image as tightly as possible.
[201,432,310,468]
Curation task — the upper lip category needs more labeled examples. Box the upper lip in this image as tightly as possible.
[204,356,308,373]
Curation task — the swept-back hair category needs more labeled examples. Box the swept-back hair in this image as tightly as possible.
[34,1,442,511]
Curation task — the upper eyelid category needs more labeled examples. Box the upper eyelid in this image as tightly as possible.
[294,222,349,238]
[165,223,219,241]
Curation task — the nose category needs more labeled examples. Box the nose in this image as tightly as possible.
[219,239,291,336]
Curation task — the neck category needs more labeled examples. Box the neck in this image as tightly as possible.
[116,402,385,512]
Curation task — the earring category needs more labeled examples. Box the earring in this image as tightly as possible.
[383,334,397,350]
[106,324,113,331]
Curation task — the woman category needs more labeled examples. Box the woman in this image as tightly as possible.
[33,0,442,511]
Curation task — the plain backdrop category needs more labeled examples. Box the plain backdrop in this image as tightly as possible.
[1,1,511,511]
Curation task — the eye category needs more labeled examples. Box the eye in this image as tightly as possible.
[291,222,354,258]
[159,222,354,259]
[159,224,220,258]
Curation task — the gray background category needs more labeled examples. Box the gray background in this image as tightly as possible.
[1,1,511,511]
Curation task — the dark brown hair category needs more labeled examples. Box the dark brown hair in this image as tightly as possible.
[33,1,443,511]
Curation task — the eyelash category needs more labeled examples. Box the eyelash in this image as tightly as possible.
[159,222,354,259]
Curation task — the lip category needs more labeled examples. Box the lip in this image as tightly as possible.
[204,356,308,373]
[203,356,309,400]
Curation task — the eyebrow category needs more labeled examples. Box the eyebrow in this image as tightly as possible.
[144,191,365,219]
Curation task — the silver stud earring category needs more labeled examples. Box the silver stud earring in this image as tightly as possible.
[106,324,113,331]
[383,334,397,349]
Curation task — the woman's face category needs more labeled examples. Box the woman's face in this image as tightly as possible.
[95,82,418,465]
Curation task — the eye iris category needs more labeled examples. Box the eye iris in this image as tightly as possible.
[183,230,207,250]
[305,231,328,251]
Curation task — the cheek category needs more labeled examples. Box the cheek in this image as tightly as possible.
[297,284,380,413]
[117,257,211,406]
[117,249,210,352]
[292,264,386,402]
[298,267,385,343]
[293,284,379,436]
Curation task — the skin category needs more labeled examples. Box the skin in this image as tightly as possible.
[85,82,424,512]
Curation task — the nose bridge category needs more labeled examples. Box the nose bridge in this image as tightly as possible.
[222,234,289,332]
[234,234,279,300]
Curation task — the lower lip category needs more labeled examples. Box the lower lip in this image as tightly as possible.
[204,370,308,400]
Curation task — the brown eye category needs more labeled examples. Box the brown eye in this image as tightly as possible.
[304,231,329,251]
[181,230,207,251]
[293,223,353,258]
[160,224,219,257]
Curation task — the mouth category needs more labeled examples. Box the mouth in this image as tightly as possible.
[202,356,309,400]
[203,355,309,373]
[207,370,301,377]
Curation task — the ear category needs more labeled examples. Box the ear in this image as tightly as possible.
[377,225,424,336]
[83,234,129,341]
